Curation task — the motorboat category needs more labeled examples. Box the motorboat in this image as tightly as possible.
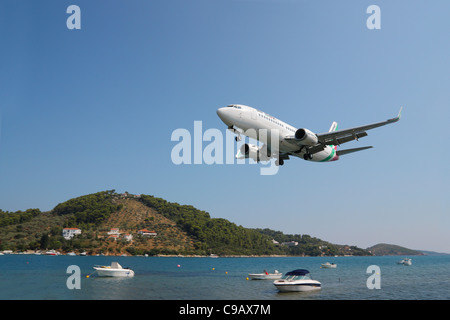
[93,262,135,277]
[397,258,412,266]
[248,270,282,280]
[273,269,321,292]
[321,262,337,268]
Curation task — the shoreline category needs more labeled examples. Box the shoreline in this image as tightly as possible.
[1,250,376,257]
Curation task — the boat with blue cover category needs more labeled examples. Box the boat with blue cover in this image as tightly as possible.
[273,269,321,292]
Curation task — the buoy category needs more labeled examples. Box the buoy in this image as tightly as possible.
[177,264,181,268]
[86,271,96,278]
[246,277,249,280]
[212,268,215,271]
[225,271,228,275]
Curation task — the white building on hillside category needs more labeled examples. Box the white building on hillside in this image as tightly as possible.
[62,228,82,240]
[108,228,120,235]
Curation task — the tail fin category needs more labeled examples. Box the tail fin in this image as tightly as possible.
[329,122,338,150]
[329,121,338,132]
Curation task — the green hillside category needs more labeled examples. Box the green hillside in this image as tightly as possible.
[0,190,371,256]
[367,243,424,256]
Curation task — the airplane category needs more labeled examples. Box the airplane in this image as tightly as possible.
[216,104,402,166]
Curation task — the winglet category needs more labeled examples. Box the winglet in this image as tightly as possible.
[388,106,402,123]
[397,106,403,120]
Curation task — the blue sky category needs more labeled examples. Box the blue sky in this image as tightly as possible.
[1,0,449,253]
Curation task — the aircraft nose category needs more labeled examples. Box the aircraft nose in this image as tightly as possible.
[217,107,233,126]
[216,107,228,120]
[216,107,225,118]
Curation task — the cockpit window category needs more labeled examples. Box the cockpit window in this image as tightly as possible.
[227,105,242,109]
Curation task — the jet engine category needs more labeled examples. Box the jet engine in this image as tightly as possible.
[294,128,318,146]
[236,143,270,162]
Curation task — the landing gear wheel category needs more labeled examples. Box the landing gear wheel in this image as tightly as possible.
[303,153,312,160]
[275,159,284,166]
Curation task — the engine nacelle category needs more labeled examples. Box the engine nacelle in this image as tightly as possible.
[236,143,270,162]
[294,128,318,146]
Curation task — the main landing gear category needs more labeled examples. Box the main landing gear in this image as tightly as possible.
[275,159,284,166]
[297,146,313,160]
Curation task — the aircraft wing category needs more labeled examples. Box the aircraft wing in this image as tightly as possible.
[316,107,402,146]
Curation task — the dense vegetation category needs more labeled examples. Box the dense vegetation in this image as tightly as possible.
[52,190,121,229]
[0,208,41,227]
[255,228,370,256]
[0,190,372,256]
[0,211,67,252]
[139,195,282,255]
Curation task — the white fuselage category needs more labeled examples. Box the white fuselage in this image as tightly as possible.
[217,104,337,162]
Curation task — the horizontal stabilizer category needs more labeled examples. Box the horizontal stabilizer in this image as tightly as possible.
[336,146,373,156]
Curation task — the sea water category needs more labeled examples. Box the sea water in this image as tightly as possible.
[0,254,449,300]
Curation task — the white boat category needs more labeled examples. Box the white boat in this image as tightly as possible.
[45,250,59,256]
[274,269,321,292]
[397,258,412,266]
[321,262,337,268]
[248,270,282,280]
[93,262,135,277]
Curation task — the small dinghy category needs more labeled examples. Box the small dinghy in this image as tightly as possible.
[397,258,412,266]
[321,262,337,268]
[93,262,135,277]
[248,270,282,280]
